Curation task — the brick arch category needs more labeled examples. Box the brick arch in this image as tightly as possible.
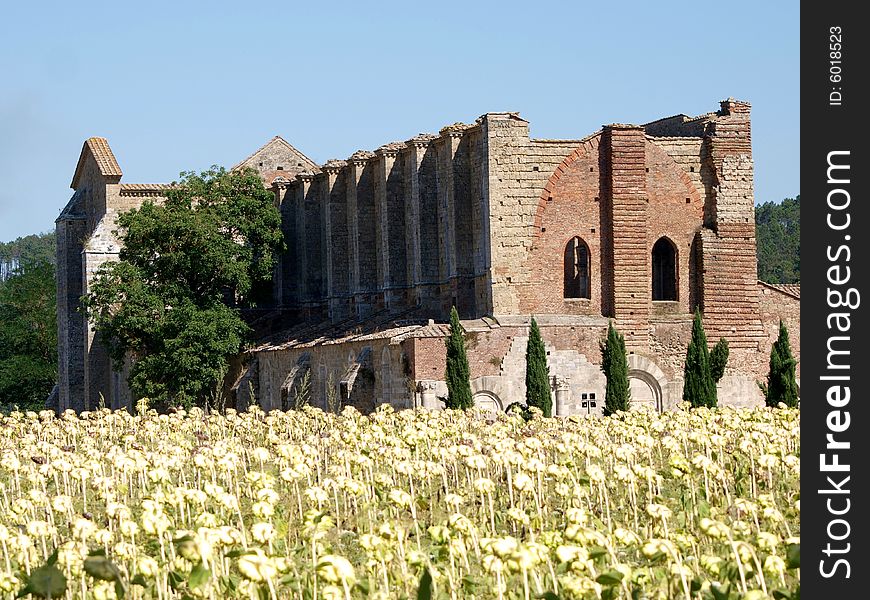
[533,132,602,238]
[643,138,702,205]
[644,139,704,314]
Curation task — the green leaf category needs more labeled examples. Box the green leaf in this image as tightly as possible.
[588,546,609,560]
[596,570,624,586]
[225,549,255,558]
[536,593,560,600]
[786,543,800,569]
[83,555,121,582]
[189,563,211,590]
[772,589,792,600]
[131,574,149,588]
[20,564,67,599]
[114,580,125,600]
[353,580,370,595]
[168,571,185,591]
[697,497,711,518]
[44,549,59,567]
[710,582,731,600]
[417,567,433,600]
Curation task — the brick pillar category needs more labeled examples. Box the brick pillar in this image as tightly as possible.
[700,99,764,348]
[374,144,407,310]
[603,125,649,349]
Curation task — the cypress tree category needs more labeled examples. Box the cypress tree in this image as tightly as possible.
[683,309,717,408]
[444,306,473,410]
[525,317,553,417]
[762,320,799,407]
[600,321,631,415]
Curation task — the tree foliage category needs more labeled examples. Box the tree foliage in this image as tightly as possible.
[525,317,552,417]
[83,167,283,409]
[444,306,473,410]
[600,321,630,415]
[683,310,728,408]
[0,232,55,282]
[0,261,57,410]
[760,321,799,407]
[756,195,799,284]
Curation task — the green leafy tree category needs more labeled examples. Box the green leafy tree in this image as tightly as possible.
[756,195,800,283]
[83,167,284,410]
[444,306,473,410]
[760,320,799,407]
[600,321,630,415]
[0,261,57,410]
[525,317,552,417]
[683,309,728,408]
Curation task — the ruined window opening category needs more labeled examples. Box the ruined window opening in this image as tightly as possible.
[564,236,590,299]
[276,166,284,170]
[652,237,678,301]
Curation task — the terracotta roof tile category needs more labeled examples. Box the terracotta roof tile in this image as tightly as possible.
[70,137,123,189]
[119,183,171,196]
[758,281,800,299]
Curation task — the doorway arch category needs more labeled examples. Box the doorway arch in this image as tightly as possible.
[627,354,668,412]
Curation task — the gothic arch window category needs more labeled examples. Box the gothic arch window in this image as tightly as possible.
[564,237,590,299]
[652,237,678,301]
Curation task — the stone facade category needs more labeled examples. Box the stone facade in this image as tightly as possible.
[57,99,800,415]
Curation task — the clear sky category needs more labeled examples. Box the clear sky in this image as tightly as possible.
[0,0,798,243]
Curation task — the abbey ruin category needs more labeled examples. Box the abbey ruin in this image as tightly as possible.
[56,99,800,415]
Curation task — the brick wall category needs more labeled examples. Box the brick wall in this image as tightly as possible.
[757,284,801,380]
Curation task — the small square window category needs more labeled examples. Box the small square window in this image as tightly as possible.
[276,166,284,171]
[582,401,588,408]
[589,393,596,400]
[590,401,597,408]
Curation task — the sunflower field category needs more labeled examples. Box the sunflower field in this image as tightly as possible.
[0,403,799,599]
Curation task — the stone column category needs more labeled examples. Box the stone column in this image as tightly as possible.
[403,138,427,307]
[554,376,572,417]
[436,130,460,313]
[322,161,344,319]
[374,149,392,302]
[346,161,362,310]
[272,182,289,307]
[295,173,315,305]
[417,381,442,410]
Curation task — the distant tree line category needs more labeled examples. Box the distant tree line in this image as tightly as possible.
[756,195,799,284]
[0,232,55,282]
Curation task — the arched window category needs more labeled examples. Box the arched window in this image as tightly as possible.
[564,237,590,299]
[652,237,677,301]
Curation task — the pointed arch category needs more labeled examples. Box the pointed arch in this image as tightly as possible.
[564,236,591,299]
[652,237,678,301]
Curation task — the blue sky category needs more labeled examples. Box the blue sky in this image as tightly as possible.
[0,0,798,243]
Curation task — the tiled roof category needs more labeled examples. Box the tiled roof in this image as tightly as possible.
[254,312,500,352]
[119,183,172,196]
[70,137,123,189]
[758,281,800,299]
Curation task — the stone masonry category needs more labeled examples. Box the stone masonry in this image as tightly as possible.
[57,99,799,415]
